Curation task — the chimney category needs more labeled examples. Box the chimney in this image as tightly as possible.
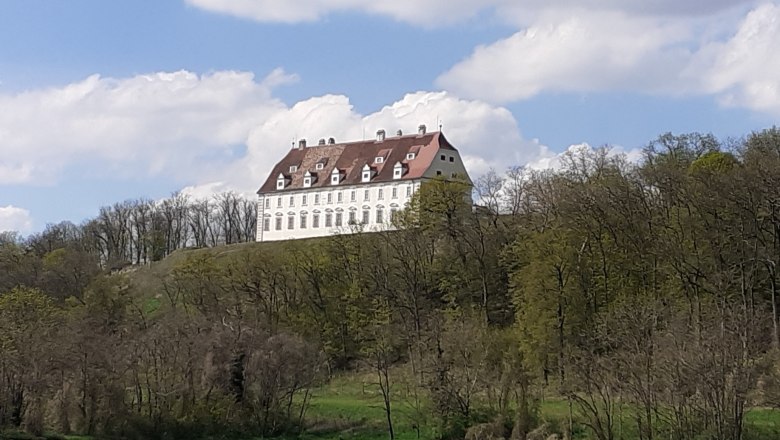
[396,129,403,136]
[418,124,427,135]
[328,137,336,144]
[376,129,386,142]
[298,139,307,149]
[318,138,326,145]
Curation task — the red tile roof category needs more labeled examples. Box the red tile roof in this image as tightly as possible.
[258,131,457,194]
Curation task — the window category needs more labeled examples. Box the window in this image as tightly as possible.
[349,211,357,224]
[362,210,370,225]
[263,218,270,231]
[452,172,458,178]
[362,171,371,182]
[335,212,343,227]
[392,187,397,199]
[394,168,402,178]
[327,192,333,204]
[325,213,333,227]
[302,195,308,206]
[277,197,282,208]
[290,165,298,172]
[313,214,320,228]
[376,209,384,224]
[378,189,384,200]
[300,214,307,229]
[316,163,324,170]
[289,196,295,207]
[390,208,398,222]
[350,190,356,202]
[449,156,454,162]
[436,170,442,176]
[287,216,294,230]
[276,180,284,189]
[364,189,370,201]
[264,198,269,209]
[315,194,320,205]
[331,175,339,184]
[337,192,343,203]
[275,217,282,230]
[406,185,412,197]
[375,156,384,164]
[440,155,445,161]
[303,177,311,187]
[406,153,415,160]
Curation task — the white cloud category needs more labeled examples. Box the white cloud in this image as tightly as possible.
[0,69,547,200]
[437,10,694,102]
[0,206,33,234]
[695,3,780,115]
[526,143,643,171]
[185,0,756,26]
[189,90,549,197]
[185,0,495,26]
[0,69,292,185]
[437,2,780,117]
[185,0,780,118]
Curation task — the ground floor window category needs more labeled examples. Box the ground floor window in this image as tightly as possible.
[275,217,282,230]
[335,212,343,227]
[376,209,383,224]
[325,213,333,227]
[362,210,370,224]
[313,214,320,228]
[263,218,270,231]
[287,216,294,230]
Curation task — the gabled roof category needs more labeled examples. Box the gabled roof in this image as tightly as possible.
[258,131,457,194]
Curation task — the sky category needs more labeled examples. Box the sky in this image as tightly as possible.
[1,0,778,234]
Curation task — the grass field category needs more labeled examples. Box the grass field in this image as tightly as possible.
[10,369,780,440]
[275,371,780,440]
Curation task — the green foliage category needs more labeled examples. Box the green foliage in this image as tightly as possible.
[8,129,780,439]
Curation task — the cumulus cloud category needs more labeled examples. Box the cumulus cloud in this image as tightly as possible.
[438,10,694,102]
[438,2,780,117]
[186,0,779,117]
[0,69,293,185]
[190,90,549,196]
[695,3,780,115]
[0,206,33,233]
[0,69,547,200]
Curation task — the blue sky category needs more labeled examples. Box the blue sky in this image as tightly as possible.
[1,0,778,233]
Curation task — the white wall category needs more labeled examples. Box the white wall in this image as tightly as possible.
[422,148,471,182]
[256,180,422,242]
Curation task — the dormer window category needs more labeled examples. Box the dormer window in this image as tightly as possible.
[303,171,315,188]
[374,156,384,164]
[406,152,416,160]
[331,168,341,185]
[393,162,404,180]
[276,173,287,189]
[316,163,324,170]
[361,164,372,183]
[289,165,298,173]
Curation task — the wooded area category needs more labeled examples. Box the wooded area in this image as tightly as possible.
[3,128,780,440]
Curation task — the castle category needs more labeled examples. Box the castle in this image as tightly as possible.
[256,125,471,241]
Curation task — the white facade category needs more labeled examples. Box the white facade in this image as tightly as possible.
[256,180,422,242]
